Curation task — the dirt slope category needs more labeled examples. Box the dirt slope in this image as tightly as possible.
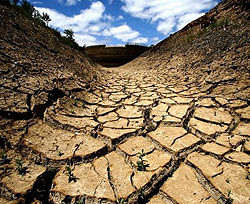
[0,4,101,119]
[123,0,249,98]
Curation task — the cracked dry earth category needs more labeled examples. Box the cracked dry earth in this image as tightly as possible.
[1,67,250,204]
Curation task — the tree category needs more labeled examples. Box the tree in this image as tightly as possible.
[62,29,79,49]
[41,12,51,26]
[33,9,41,19]
[21,0,35,16]
[33,9,46,25]
[64,29,74,40]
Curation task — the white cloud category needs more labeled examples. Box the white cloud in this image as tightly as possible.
[66,0,80,6]
[32,1,43,5]
[132,37,148,44]
[103,25,141,42]
[151,36,160,44]
[121,0,218,35]
[74,34,100,46]
[108,0,114,4]
[117,15,124,21]
[177,13,205,30]
[57,0,81,6]
[104,14,114,21]
[157,17,176,35]
[152,37,159,42]
[36,1,149,46]
[57,0,63,4]
[36,2,106,45]
[36,7,72,29]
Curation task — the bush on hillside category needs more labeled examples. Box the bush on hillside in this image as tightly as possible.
[64,29,74,40]
[0,0,11,6]
[41,12,51,26]
[1,0,81,50]
[62,29,79,50]
[21,0,34,16]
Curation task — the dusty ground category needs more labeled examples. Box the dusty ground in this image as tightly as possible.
[1,65,249,203]
[0,0,249,203]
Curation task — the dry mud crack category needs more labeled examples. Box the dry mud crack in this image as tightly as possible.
[0,68,250,204]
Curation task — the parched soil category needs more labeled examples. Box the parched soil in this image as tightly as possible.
[0,0,249,203]
[1,66,249,204]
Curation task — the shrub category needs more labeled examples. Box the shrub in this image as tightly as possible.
[136,149,150,171]
[63,166,79,183]
[21,0,34,16]
[0,0,11,6]
[16,157,28,175]
[41,12,51,26]
[64,29,74,40]
[209,18,230,30]
[2,0,80,50]
[33,9,45,26]
[62,29,80,49]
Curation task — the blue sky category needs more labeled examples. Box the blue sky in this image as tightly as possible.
[31,0,221,46]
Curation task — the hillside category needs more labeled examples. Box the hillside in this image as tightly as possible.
[0,0,249,204]
[122,0,249,98]
[0,3,101,119]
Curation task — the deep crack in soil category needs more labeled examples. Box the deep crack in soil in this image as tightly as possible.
[1,67,249,203]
